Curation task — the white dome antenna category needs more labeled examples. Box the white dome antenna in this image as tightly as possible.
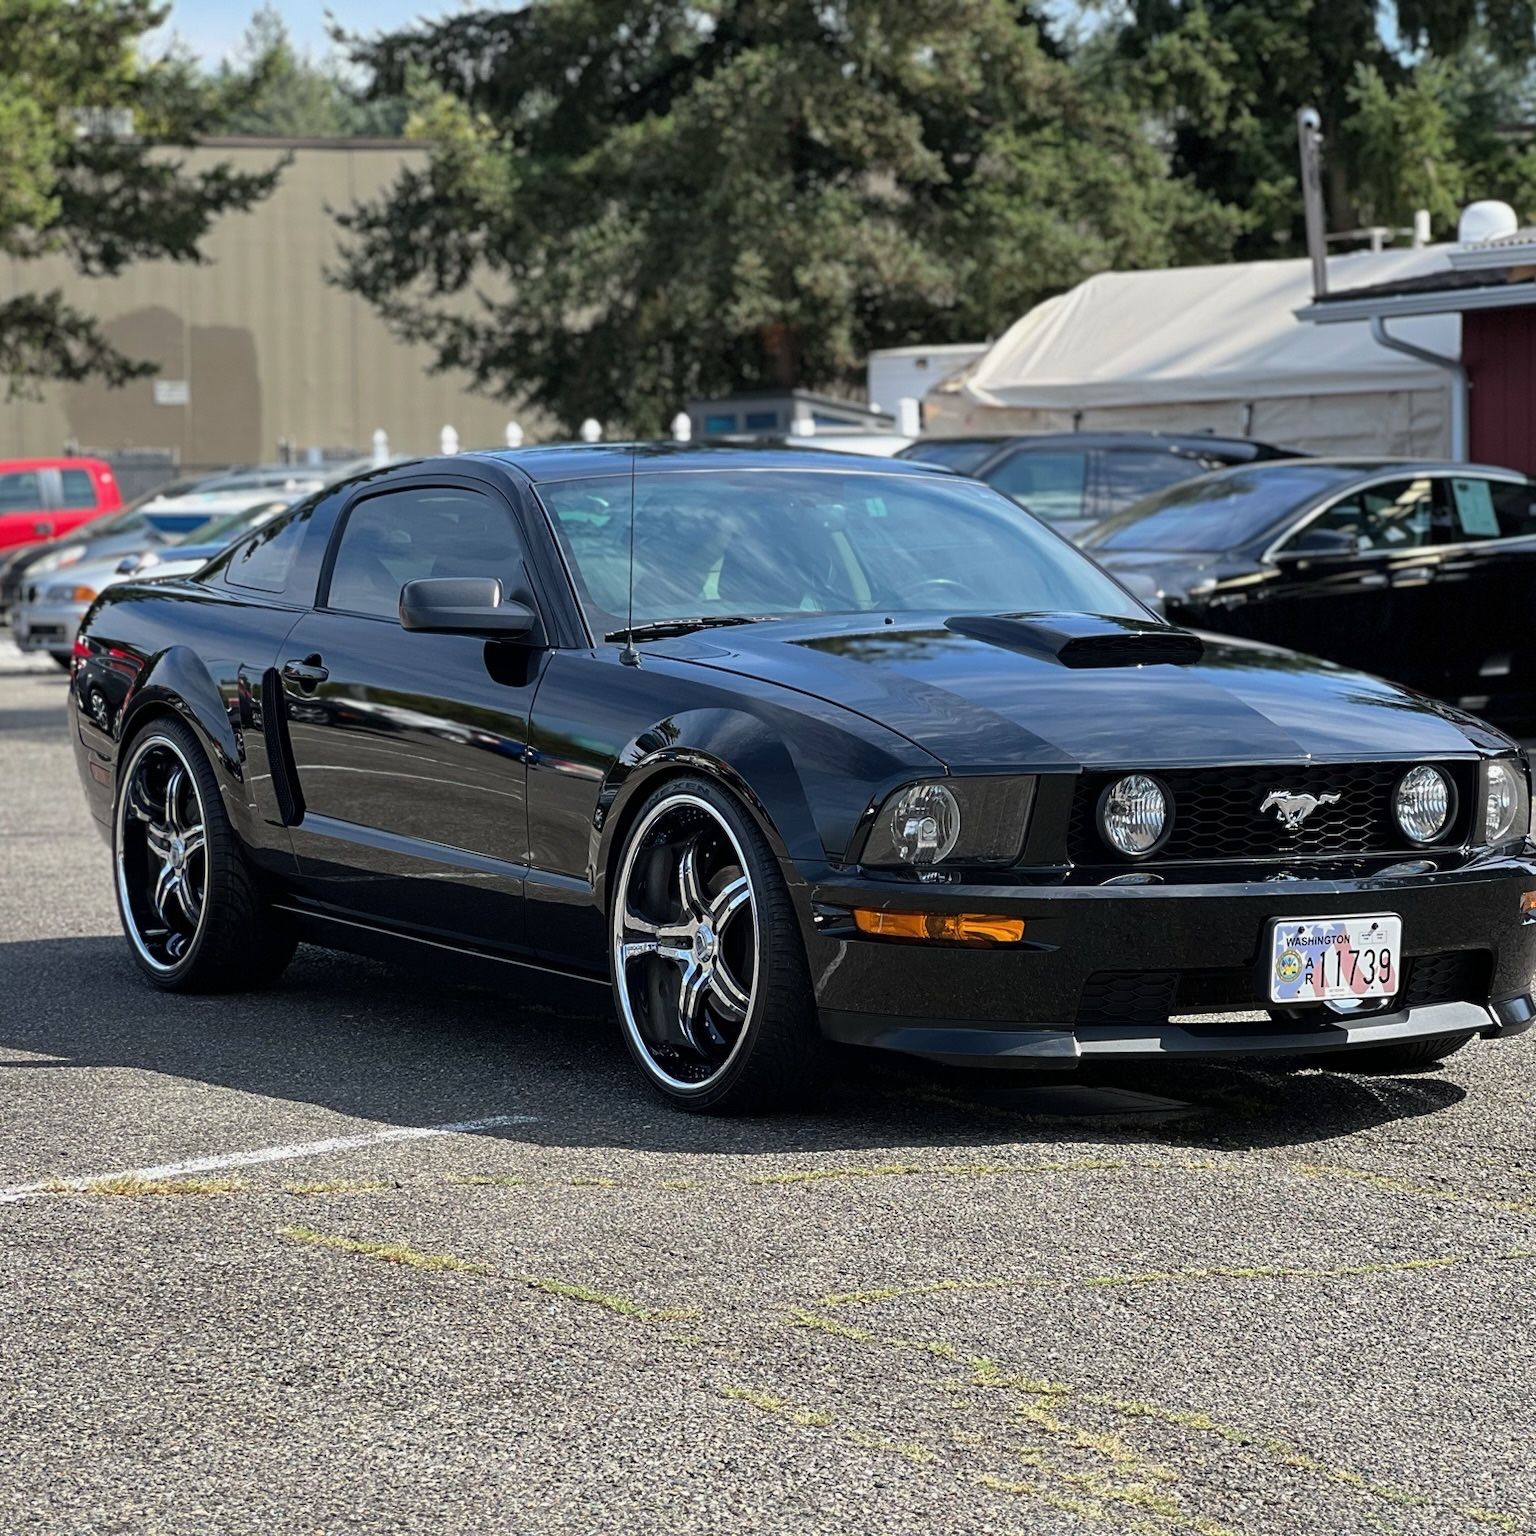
[1458,200,1519,245]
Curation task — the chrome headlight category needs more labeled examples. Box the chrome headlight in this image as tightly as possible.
[1482,758,1529,845]
[860,778,1035,868]
[1394,765,1454,844]
[1098,773,1170,857]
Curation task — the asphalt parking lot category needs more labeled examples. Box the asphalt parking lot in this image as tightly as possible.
[3,637,1535,1536]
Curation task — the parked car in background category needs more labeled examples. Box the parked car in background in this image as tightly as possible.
[0,457,121,553]
[0,487,312,626]
[14,496,295,666]
[897,432,1304,540]
[1085,459,1536,728]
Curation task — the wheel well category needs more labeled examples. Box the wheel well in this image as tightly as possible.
[116,702,184,783]
[601,764,782,915]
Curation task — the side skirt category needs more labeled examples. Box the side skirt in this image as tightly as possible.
[273,902,612,1010]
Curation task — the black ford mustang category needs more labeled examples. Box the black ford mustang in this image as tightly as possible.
[69,445,1536,1112]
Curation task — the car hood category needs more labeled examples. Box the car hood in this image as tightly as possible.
[667,613,1508,768]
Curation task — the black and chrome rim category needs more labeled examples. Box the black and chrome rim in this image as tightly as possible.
[114,734,208,973]
[611,793,759,1092]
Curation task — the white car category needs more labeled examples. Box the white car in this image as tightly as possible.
[15,497,294,666]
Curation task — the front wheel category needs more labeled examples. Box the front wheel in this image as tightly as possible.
[113,715,296,991]
[608,777,822,1113]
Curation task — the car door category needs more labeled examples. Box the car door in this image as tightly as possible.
[0,467,56,551]
[1230,477,1441,685]
[1420,474,1536,722]
[280,475,551,952]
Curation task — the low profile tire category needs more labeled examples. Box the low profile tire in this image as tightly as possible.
[113,715,296,992]
[609,776,822,1113]
[1318,1030,1477,1075]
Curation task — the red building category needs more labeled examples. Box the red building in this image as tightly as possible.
[1300,230,1536,474]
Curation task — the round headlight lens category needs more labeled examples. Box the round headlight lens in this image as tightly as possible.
[1485,759,1522,844]
[1099,774,1169,857]
[1395,765,1453,843]
[884,782,961,865]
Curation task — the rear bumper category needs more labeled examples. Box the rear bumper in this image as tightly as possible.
[14,598,86,655]
[801,853,1536,1065]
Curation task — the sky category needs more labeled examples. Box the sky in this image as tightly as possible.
[150,1,463,65]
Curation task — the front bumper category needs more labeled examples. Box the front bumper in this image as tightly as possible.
[14,598,88,656]
[802,854,1536,1067]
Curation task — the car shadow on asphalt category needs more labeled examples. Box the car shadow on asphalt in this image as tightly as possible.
[0,936,1468,1159]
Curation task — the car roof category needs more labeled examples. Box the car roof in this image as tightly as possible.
[0,456,113,472]
[463,441,953,485]
[900,432,1301,460]
[1192,456,1530,483]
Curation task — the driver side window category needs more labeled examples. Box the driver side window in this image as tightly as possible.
[1285,478,1435,555]
[326,486,531,621]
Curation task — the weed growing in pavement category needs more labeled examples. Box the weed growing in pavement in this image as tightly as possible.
[45,1174,247,1198]
[282,1179,395,1196]
[747,1158,1126,1186]
[443,1173,528,1188]
[278,1225,492,1275]
[517,1275,697,1322]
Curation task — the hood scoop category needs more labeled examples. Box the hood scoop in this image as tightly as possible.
[944,613,1204,669]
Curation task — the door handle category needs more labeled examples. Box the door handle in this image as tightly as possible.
[1357,572,1388,588]
[281,654,329,689]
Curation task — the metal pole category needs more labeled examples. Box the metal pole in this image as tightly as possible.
[1296,107,1328,298]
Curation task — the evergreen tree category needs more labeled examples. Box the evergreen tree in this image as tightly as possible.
[336,0,1243,434]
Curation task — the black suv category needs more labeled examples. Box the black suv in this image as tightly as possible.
[897,431,1304,541]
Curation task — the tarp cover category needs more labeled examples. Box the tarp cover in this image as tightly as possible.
[960,249,1458,410]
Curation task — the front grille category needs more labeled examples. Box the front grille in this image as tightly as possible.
[1076,948,1491,1027]
[1069,761,1475,865]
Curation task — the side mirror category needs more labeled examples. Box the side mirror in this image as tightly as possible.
[1285,527,1360,556]
[399,577,537,638]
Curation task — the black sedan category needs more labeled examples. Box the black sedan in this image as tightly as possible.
[896,431,1301,540]
[69,446,1536,1112]
[1085,459,1536,729]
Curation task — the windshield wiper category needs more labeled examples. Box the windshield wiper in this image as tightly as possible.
[605,615,776,642]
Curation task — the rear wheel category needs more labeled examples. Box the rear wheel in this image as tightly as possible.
[1318,1030,1476,1075]
[608,777,821,1113]
[114,716,295,991]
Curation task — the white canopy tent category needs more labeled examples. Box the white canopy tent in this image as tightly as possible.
[928,248,1461,456]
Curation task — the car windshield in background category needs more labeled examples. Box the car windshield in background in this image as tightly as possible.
[895,439,1001,473]
[539,469,1144,632]
[171,502,284,548]
[1084,464,1368,552]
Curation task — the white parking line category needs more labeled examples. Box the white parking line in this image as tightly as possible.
[0,1113,536,1204]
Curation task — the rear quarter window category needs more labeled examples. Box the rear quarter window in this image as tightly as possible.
[59,469,98,507]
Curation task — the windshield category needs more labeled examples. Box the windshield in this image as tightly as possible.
[897,440,1001,473]
[1084,465,1367,553]
[538,468,1144,632]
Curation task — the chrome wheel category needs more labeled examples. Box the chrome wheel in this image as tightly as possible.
[612,792,760,1092]
[115,733,209,973]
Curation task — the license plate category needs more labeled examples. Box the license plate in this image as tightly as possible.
[1268,914,1402,1004]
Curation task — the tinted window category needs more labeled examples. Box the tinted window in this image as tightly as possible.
[1286,478,1436,553]
[896,439,1000,473]
[539,469,1142,632]
[326,486,530,620]
[224,508,310,593]
[59,469,96,507]
[983,451,1088,522]
[0,471,45,513]
[1086,465,1368,552]
[1098,450,1208,513]
[1466,477,1536,540]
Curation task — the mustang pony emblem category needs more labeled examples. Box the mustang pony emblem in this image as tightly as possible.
[1261,790,1341,830]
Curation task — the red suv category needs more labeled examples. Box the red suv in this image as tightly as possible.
[0,458,122,553]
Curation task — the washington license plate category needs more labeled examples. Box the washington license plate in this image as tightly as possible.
[1268,915,1402,1005]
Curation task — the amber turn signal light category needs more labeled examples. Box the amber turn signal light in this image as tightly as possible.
[852,909,1025,945]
